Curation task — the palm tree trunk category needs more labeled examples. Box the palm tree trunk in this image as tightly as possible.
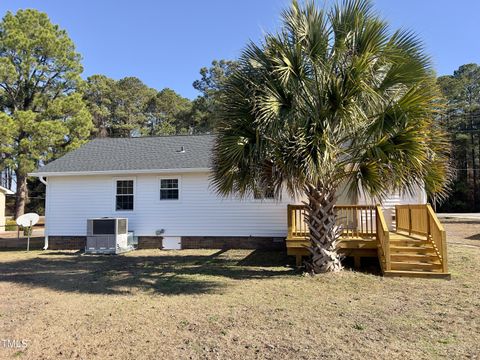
[304,185,342,273]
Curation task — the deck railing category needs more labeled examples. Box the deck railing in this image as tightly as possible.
[375,205,390,271]
[426,204,448,273]
[336,205,376,239]
[287,204,377,240]
[396,204,429,236]
[287,205,309,240]
[395,204,448,272]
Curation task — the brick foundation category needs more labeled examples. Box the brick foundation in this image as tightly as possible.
[137,236,163,249]
[48,236,86,250]
[47,235,163,250]
[181,236,285,250]
[0,237,44,250]
[46,235,282,251]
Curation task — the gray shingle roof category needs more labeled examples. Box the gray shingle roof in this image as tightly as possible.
[33,135,215,174]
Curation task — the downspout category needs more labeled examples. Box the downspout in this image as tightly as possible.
[39,176,49,250]
[39,176,48,186]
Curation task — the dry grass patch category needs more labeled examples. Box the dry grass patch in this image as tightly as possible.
[0,221,479,359]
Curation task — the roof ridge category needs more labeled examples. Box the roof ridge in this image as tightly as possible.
[91,133,216,140]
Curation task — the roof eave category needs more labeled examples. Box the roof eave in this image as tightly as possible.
[28,167,212,177]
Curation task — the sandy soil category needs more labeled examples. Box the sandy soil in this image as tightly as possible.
[0,221,479,359]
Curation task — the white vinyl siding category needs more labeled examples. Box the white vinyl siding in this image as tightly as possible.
[44,172,426,238]
[45,172,297,237]
[357,185,427,230]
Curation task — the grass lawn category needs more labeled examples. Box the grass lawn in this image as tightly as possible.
[0,221,479,359]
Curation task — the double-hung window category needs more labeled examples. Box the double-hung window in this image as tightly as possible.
[160,178,179,200]
[116,180,134,210]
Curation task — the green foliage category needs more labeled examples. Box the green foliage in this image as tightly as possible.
[438,64,480,111]
[437,63,480,212]
[193,59,238,98]
[83,75,156,138]
[0,9,83,112]
[4,219,16,231]
[82,74,115,137]
[0,9,93,216]
[84,76,195,137]
[0,112,16,153]
[144,88,193,136]
[212,0,450,202]
[82,60,241,138]
[192,59,239,132]
[113,77,157,137]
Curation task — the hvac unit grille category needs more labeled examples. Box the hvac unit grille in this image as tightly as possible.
[86,218,130,254]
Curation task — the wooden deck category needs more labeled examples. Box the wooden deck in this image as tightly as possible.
[286,204,450,278]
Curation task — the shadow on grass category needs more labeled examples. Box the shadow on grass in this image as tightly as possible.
[341,256,382,275]
[0,249,298,296]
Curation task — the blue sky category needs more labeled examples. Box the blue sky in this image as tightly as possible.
[1,0,479,99]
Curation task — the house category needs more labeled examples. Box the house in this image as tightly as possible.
[30,134,426,251]
[0,186,14,231]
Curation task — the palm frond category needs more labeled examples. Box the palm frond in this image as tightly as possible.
[211,0,451,203]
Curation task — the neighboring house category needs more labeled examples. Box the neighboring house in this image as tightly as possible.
[0,186,14,231]
[30,135,426,250]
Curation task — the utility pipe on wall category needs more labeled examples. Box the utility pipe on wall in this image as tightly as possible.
[39,176,48,249]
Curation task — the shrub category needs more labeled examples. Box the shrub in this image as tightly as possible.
[5,219,17,231]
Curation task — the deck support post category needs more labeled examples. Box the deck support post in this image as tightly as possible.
[295,254,302,267]
[354,256,361,269]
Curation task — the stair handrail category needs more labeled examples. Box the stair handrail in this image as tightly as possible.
[375,205,390,272]
[426,204,448,273]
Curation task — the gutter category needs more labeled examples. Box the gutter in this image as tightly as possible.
[28,167,211,177]
[0,186,14,195]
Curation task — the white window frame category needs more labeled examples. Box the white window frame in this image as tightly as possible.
[113,177,136,212]
[158,176,181,202]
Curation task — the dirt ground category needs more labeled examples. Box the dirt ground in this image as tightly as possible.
[0,221,479,360]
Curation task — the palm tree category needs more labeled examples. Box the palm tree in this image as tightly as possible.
[211,0,450,273]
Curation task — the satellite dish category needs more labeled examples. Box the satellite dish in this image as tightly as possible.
[16,213,40,227]
[16,213,39,252]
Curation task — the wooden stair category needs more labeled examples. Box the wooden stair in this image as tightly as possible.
[286,203,450,279]
[383,233,450,279]
[383,270,450,279]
